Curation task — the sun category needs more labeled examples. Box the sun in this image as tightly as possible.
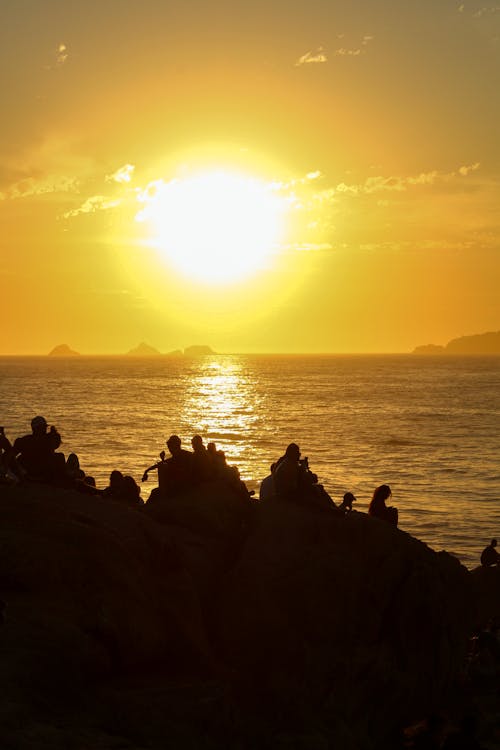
[135,170,287,283]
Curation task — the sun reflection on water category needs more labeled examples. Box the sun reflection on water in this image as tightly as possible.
[181,357,264,481]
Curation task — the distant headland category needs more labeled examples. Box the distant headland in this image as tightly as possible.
[413,330,500,355]
[47,342,216,357]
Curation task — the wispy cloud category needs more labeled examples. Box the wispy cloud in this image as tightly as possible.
[56,43,68,65]
[333,34,374,57]
[295,47,327,66]
[63,195,121,218]
[473,5,500,16]
[329,163,481,197]
[106,164,135,184]
[0,175,78,201]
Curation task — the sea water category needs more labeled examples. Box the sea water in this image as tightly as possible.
[1,354,499,569]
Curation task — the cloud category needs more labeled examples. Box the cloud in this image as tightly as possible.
[0,174,79,201]
[330,164,481,197]
[56,43,68,65]
[473,5,500,16]
[458,162,480,175]
[106,164,135,184]
[295,47,327,66]
[333,35,374,57]
[63,195,121,218]
[334,48,362,57]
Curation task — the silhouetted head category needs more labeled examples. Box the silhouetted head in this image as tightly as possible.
[166,434,181,455]
[109,470,124,489]
[373,484,391,503]
[492,539,498,548]
[191,435,204,452]
[31,415,47,435]
[270,463,277,473]
[66,453,80,471]
[207,442,217,455]
[285,443,300,461]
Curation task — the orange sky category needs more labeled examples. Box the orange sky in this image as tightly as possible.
[1,0,499,354]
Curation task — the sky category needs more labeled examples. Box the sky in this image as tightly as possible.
[1,0,499,354]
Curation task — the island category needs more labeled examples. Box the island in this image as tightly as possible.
[183,345,216,357]
[126,342,162,356]
[413,330,500,355]
[47,344,80,357]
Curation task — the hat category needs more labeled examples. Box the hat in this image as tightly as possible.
[31,415,47,429]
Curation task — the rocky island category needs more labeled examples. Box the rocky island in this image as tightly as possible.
[413,330,500,355]
[47,344,80,357]
[0,480,498,749]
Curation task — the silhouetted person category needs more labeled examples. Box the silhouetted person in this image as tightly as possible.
[12,416,65,484]
[259,463,277,501]
[368,484,398,526]
[120,475,144,507]
[338,492,356,513]
[0,426,14,483]
[273,443,335,511]
[66,452,85,481]
[142,450,167,484]
[273,443,301,498]
[191,434,213,481]
[480,538,500,567]
[102,470,125,499]
[158,434,194,496]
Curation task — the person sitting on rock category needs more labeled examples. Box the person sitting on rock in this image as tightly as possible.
[102,470,125,499]
[191,435,214,482]
[480,538,500,567]
[12,416,66,484]
[259,464,277,501]
[273,443,335,511]
[368,484,398,526]
[338,492,356,514]
[158,434,194,496]
[0,426,16,483]
[120,475,144,507]
[65,452,99,494]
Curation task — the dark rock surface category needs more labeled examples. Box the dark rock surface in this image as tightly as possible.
[0,483,485,748]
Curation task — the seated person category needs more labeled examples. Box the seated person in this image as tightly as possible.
[157,435,194,496]
[191,435,214,482]
[480,538,500,567]
[12,416,65,483]
[273,444,335,511]
[120,475,144,507]
[368,484,398,526]
[102,470,125,498]
[338,491,356,513]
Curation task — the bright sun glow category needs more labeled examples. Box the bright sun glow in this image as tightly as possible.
[135,170,286,283]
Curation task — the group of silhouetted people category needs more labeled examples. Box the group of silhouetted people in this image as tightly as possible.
[258,441,399,525]
[6,420,500,554]
[142,433,253,501]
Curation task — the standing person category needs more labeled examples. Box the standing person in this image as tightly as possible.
[368,484,398,526]
[12,416,65,483]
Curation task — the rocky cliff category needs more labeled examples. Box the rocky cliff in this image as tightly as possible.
[0,483,485,748]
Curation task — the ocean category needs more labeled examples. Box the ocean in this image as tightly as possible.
[1,354,499,569]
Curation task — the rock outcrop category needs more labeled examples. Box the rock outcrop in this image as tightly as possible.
[0,483,475,748]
